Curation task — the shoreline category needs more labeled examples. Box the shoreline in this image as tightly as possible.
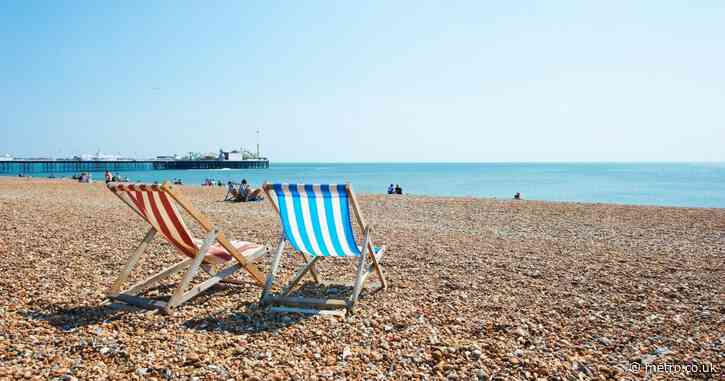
[1,176,723,211]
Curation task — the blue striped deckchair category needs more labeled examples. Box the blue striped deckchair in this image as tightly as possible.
[260,183,387,315]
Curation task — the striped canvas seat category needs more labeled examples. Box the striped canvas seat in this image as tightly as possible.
[112,183,262,265]
[261,183,388,315]
[270,183,373,257]
[105,182,267,313]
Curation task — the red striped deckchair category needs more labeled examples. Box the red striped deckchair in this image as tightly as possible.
[106,182,267,313]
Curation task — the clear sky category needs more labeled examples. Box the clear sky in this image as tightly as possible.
[1,1,724,162]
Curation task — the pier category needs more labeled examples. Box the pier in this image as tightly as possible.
[0,159,269,174]
[155,159,269,170]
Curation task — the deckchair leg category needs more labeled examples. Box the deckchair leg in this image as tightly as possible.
[281,256,321,296]
[260,236,285,306]
[369,248,387,290]
[350,228,371,310]
[122,257,193,297]
[165,263,243,311]
[301,253,321,283]
[166,228,219,312]
[201,263,237,284]
[109,227,156,297]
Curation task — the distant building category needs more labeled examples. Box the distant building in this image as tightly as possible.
[156,155,179,161]
[76,151,123,161]
[0,154,13,161]
[219,149,245,161]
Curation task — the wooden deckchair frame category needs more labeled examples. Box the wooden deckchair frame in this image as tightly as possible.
[106,182,267,313]
[259,183,387,315]
[223,182,238,201]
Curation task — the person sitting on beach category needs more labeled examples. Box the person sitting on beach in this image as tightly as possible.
[514,192,521,200]
[104,171,112,183]
[236,179,264,202]
[395,184,402,195]
[226,181,239,201]
[387,184,395,194]
[238,179,250,200]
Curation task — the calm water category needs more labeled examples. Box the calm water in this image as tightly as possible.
[9,162,725,208]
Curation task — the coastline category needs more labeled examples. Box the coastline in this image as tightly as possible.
[3,160,725,209]
[0,177,722,379]
[3,174,724,210]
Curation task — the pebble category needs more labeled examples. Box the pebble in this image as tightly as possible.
[341,347,352,361]
[596,337,611,346]
[654,347,671,356]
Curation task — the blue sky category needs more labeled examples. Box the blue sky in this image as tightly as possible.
[1,1,724,161]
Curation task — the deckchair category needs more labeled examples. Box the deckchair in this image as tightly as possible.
[260,183,387,316]
[105,182,267,313]
[223,182,239,202]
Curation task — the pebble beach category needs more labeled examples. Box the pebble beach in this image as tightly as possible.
[0,177,722,380]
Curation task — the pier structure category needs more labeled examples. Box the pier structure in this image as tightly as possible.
[0,159,269,174]
[155,159,269,170]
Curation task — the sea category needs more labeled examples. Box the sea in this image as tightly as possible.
[7,162,725,208]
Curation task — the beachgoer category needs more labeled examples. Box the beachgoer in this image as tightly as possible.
[104,171,112,183]
[514,192,521,200]
[237,179,251,201]
[387,184,395,194]
[226,181,239,201]
[237,179,264,202]
[247,188,264,201]
[395,184,402,195]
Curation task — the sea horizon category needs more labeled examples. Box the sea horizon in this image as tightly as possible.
[4,162,724,209]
